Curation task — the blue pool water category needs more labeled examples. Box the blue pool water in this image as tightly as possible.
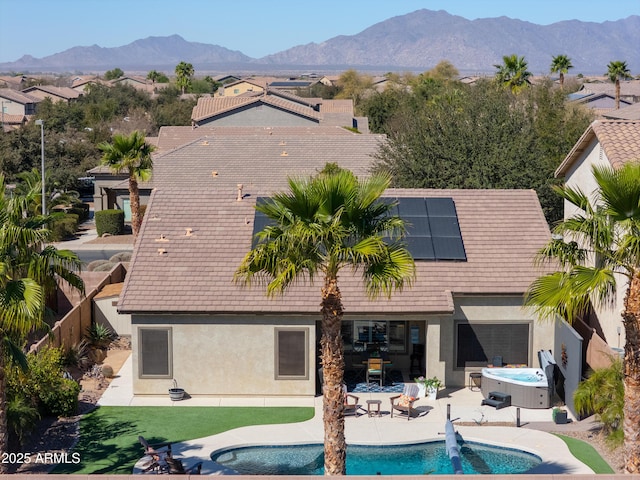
[211,441,541,475]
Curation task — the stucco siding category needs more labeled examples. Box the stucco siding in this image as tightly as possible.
[131,314,316,396]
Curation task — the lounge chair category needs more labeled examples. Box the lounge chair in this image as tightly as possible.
[343,384,361,417]
[390,384,420,420]
[165,456,203,475]
[138,435,172,458]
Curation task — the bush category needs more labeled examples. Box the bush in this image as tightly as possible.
[68,203,90,222]
[93,262,116,272]
[50,213,79,241]
[87,322,115,348]
[6,346,80,418]
[109,251,132,263]
[87,259,110,271]
[95,209,124,236]
[7,395,40,447]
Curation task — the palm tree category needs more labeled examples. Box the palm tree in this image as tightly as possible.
[175,61,194,95]
[525,162,640,474]
[235,168,415,475]
[494,54,532,94]
[0,174,83,472]
[98,131,155,240]
[606,61,632,109]
[550,55,573,89]
[147,70,160,84]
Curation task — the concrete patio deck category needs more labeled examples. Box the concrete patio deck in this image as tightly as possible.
[98,355,597,475]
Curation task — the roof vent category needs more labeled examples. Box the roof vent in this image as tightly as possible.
[185,228,193,236]
[155,234,169,242]
[279,140,286,146]
[236,184,243,201]
[157,248,167,256]
[212,170,218,177]
[150,214,161,221]
[201,140,209,145]
[280,151,288,157]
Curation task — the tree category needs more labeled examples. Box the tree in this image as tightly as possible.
[550,55,573,89]
[174,61,194,95]
[147,70,160,84]
[97,131,155,239]
[425,60,460,82]
[494,54,532,94]
[235,168,415,475]
[524,162,640,473]
[0,174,83,471]
[104,68,124,81]
[335,69,374,109]
[606,60,632,109]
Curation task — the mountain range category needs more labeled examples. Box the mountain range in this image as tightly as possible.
[1,9,638,75]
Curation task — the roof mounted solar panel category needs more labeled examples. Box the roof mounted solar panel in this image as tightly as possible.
[251,197,274,248]
[425,197,457,217]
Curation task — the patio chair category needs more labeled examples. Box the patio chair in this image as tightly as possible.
[390,384,420,420]
[138,435,172,457]
[366,357,384,387]
[343,384,361,417]
[165,456,203,475]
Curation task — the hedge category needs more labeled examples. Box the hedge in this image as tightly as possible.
[50,213,79,241]
[95,209,125,236]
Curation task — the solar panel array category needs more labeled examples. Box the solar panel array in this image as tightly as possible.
[252,197,466,261]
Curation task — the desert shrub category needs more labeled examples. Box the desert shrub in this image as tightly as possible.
[87,259,110,271]
[109,251,132,262]
[93,261,116,272]
[95,209,124,236]
[87,322,115,348]
[63,339,92,370]
[68,203,90,222]
[50,213,79,241]
[6,395,40,447]
[6,346,80,418]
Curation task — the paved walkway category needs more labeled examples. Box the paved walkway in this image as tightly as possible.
[99,355,597,475]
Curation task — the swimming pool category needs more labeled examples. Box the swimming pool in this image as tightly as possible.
[211,441,541,475]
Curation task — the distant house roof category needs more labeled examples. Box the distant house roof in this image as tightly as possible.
[119,186,549,315]
[21,85,81,101]
[555,120,640,177]
[578,80,640,98]
[602,102,640,121]
[0,89,40,104]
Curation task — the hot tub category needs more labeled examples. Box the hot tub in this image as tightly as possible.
[480,367,551,409]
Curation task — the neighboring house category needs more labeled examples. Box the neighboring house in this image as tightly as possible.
[70,75,107,93]
[1,113,27,132]
[603,101,640,121]
[0,88,40,116]
[93,283,131,336]
[21,84,82,104]
[577,80,640,104]
[555,119,640,349]
[217,79,265,97]
[0,75,27,90]
[191,89,367,132]
[109,75,169,94]
[568,92,632,117]
[117,134,554,397]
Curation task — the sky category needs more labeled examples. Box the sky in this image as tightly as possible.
[0,0,638,63]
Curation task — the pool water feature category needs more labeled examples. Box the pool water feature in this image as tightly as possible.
[211,441,541,475]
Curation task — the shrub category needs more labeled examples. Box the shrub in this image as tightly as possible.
[50,213,79,241]
[109,251,132,263]
[93,262,116,272]
[87,322,115,348]
[87,259,110,271]
[68,203,90,222]
[95,209,124,236]
[7,395,40,447]
[39,378,80,417]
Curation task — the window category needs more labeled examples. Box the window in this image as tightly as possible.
[456,322,529,368]
[139,328,172,378]
[275,328,308,379]
[342,320,407,353]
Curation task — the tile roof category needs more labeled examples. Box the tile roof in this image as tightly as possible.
[0,89,41,104]
[556,120,640,176]
[155,125,358,153]
[579,80,640,97]
[191,95,320,123]
[603,102,640,121]
[22,85,81,100]
[119,187,549,314]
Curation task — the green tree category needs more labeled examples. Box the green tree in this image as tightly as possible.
[98,131,155,240]
[424,60,460,82]
[606,60,632,109]
[146,70,160,84]
[574,358,624,445]
[524,162,640,473]
[335,69,374,109]
[104,68,124,80]
[235,168,415,475]
[494,54,532,94]
[174,61,194,95]
[0,174,83,470]
[550,55,573,89]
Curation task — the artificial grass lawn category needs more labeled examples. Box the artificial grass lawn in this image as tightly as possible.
[554,434,615,474]
[54,405,314,474]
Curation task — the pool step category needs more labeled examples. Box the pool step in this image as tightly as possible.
[481,391,511,410]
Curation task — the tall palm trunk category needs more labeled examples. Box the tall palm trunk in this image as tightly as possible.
[623,272,640,473]
[320,276,346,475]
[128,173,142,240]
[0,351,8,474]
[615,79,621,110]
[559,73,565,89]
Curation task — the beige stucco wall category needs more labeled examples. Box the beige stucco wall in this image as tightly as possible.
[131,314,316,396]
[562,140,627,348]
[430,295,555,388]
[94,297,131,336]
[220,82,264,96]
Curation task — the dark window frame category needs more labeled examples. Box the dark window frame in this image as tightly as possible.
[275,327,309,380]
[138,327,173,379]
[454,321,531,369]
